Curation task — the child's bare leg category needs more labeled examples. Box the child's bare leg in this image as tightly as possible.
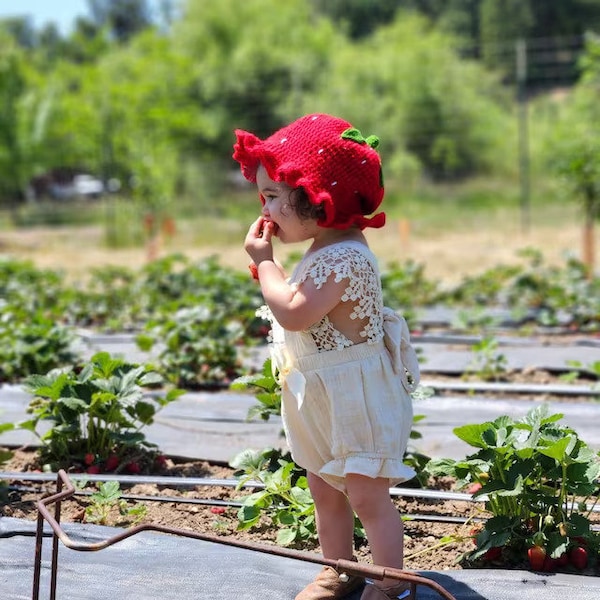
[293,473,362,599]
[307,471,354,559]
[346,474,405,589]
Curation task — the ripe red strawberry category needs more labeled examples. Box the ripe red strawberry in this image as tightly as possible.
[125,461,141,474]
[154,454,168,468]
[542,556,558,572]
[483,547,501,561]
[105,455,120,471]
[527,545,546,571]
[86,465,101,474]
[557,552,569,568]
[569,546,588,570]
[469,527,481,546]
[84,453,95,466]
[210,506,226,515]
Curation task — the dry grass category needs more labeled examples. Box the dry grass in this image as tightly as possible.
[1,210,595,288]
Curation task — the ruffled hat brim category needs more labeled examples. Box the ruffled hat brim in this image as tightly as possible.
[232,114,385,230]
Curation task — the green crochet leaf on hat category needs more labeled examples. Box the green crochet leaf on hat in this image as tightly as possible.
[341,127,380,149]
[365,135,379,149]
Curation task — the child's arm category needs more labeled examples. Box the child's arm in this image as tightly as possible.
[244,217,345,331]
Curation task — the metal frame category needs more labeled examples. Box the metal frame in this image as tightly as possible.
[32,469,457,600]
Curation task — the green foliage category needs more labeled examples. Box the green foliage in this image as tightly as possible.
[426,405,600,566]
[548,36,600,234]
[381,259,440,327]
[0,257,64,311]
[231,358,282,423]
[301,14,512,180]
[135,255,263,388]
[84,479,148,525]
[137,255,263,327]
[20,351,182,470]
[310,0,401,39]
[464,335,509,382]
[0,445,14,499]
[442,249,600,330]
[3,0,600,206]
[137,304,246,388]
[175,0,340,154]
[59,264,144,331]
[230,448,317,547]
[0,301,79,383]
[560,359,600,389]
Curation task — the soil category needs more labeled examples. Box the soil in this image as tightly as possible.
[1,448,480,573]
[2,446,599,577]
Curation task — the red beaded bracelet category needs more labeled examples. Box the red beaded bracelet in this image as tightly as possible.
[248,262,259,281]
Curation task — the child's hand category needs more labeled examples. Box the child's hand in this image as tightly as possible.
[244,217,276,265]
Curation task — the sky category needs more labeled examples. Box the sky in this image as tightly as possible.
[0,0,91,35]
[0,0,166,35]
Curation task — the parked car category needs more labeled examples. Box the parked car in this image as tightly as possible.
[48,174,105,200]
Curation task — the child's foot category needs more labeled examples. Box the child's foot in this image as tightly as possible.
[360,581,416,599]
[295,566,364,600]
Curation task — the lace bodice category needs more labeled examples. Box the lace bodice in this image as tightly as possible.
[260,241,385,352]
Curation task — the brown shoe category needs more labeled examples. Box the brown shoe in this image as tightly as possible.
[360,581,416,599]
[295,566,364,600]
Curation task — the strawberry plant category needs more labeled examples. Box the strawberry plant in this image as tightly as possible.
[231,447,368,548]
[381,259,439,328]
[0,258,64,314]
[464,335,508,382]
[59,265,145,332]
[426,405,600,572]
[83,480,148,526]
[0,301,79,382]
[230,447,317,547]
[137,254,264,336]
[231,358,282,422]
[0,438,14,500]
[137,304,247,388]
[19,351,183,471]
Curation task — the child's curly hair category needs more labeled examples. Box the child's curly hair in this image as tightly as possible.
[291,187,326,222]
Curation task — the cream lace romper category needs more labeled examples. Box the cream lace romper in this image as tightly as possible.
[258,240,420,493]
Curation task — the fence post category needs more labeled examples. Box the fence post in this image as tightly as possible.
[516,38,530,234]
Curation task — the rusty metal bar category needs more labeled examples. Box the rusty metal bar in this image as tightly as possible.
[32,469,458,600]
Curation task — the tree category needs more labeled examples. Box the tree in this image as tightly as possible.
[310,0,401,39]
[551,35,600,274]
[175,0,341,157]
[480,0,533,76]
[0,17,37,49]
[88,0,153,43]
[0,36,55,204]
[300,14,511,180]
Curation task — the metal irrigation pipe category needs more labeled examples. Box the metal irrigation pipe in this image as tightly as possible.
[32,469,458,600]
[6,470,599,512]
[8,483,482,527]
[0,470,481,499]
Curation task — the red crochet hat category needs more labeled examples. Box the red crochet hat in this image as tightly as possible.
[232,113,385,230]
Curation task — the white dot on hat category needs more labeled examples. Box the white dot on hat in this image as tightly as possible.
[280,137,287,143]
[361,159,367,164]
[331,181,337,186]
[311,116,318,120]
[318,149,324,154]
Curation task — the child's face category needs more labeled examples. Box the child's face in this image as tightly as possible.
[256,165,317,244]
